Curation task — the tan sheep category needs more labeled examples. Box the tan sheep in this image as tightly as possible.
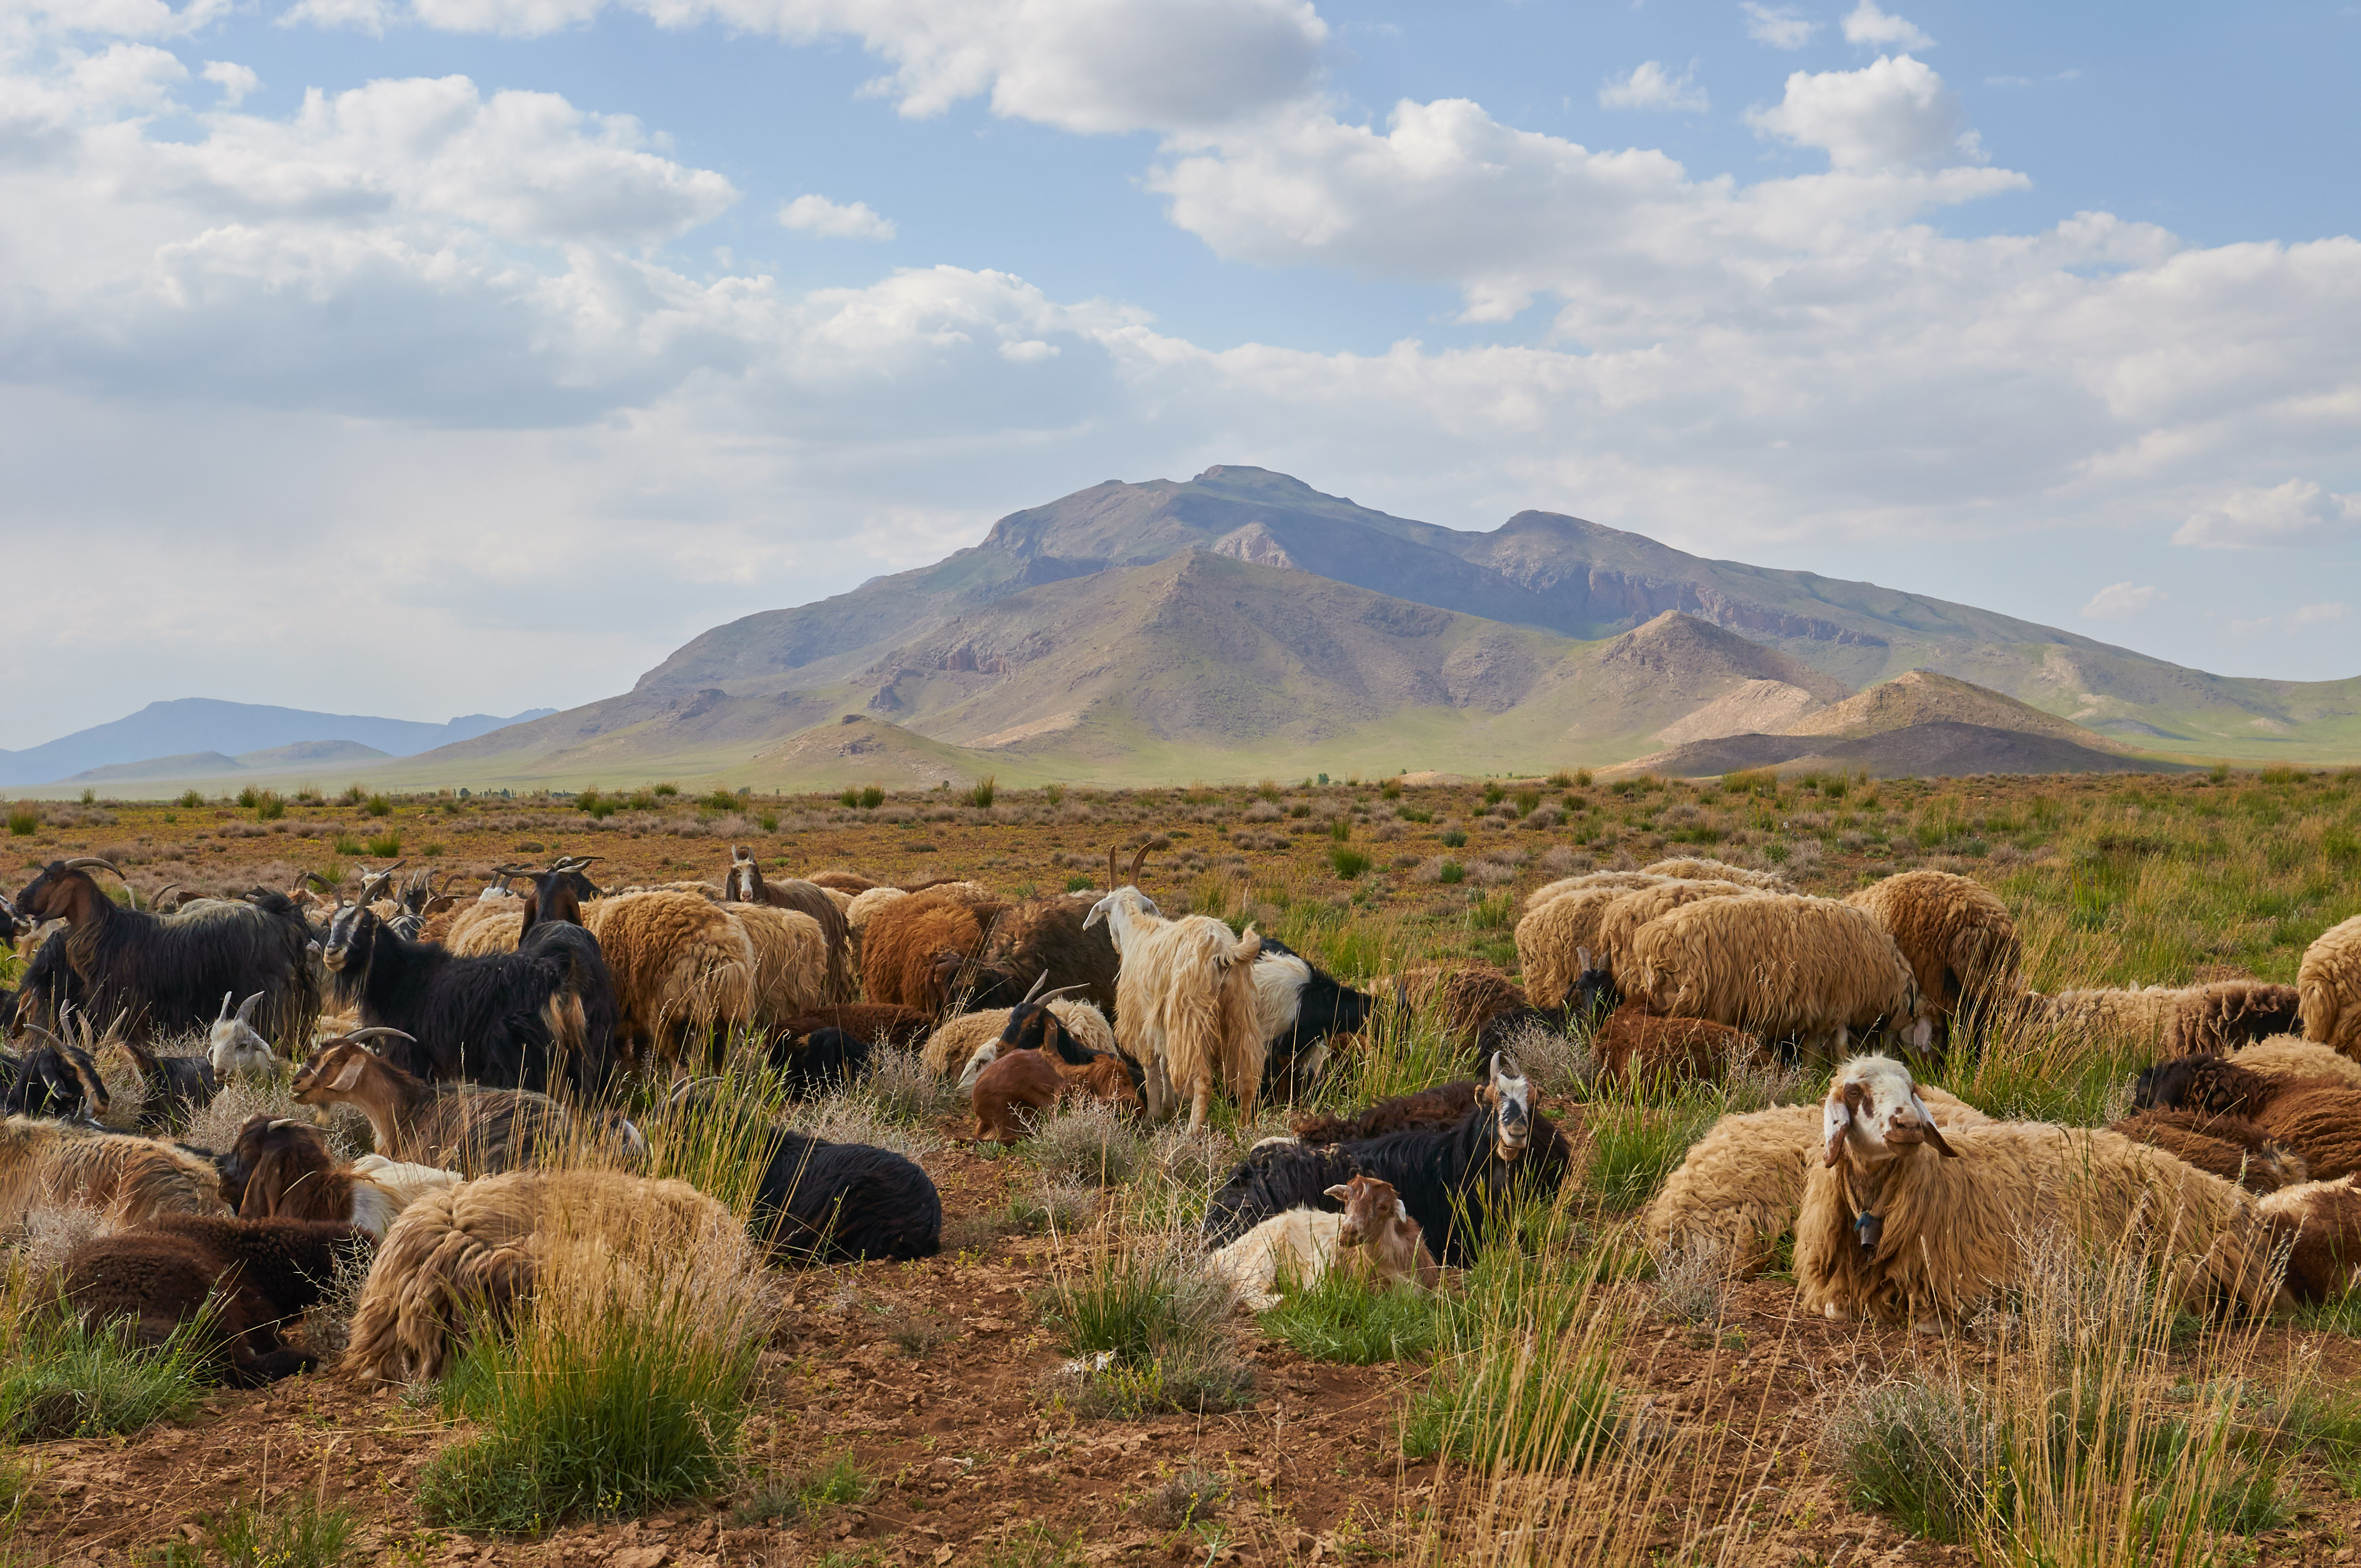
[1842,870,2022,1036]
[1522,870,1665,917]
[727,904,832,1029]
[1513,886,1627,1009]
[443,904,523,957]
[341,1169,743,1384]
[1593,880,1755,991]
[1799,1055,2285,1321]
[1,1115,229,1229]
[2300,915,2361,1058]
[1644,1087,1993,1275]
[1639,857,1794,892]
[581,891,757,1071]
[2238,1035,2361,1088]
[1627,893,1929,1055]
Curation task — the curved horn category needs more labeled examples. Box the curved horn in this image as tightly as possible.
[235,992,264,1024]
[1021,971,1051,1005]
[1127,844,1150,886]
[665,1074,723,1111]
[343,1026,416,1045]
[154,883,183,909]
[1036,983,1090,1003]
[61,856,123,878]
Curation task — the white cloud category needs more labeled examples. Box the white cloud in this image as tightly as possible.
[2294,602,2348,626]
[1841,0,1932,50]
[2231,601,2347,636]
[780,194,895,240]
[1740,2,1816,49]
[2081,582,2167,620]
[1748,53,1971,170]
[1599,61,1708,113]
[280,0,1329,135]
[2173,480,2361,549]
[200,60,259,104]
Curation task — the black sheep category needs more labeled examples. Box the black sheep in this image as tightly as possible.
[770,1026,874,1098]
[12,859,319,1049]
[1204,1055,1567,1266]
[751,1127,941,1263]
[319,902,601,1095]
[62,1213,367,1386]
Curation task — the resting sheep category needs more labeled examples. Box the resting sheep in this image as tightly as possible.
[2,1114,228,1228]
[2161,981,2304,1058]
[1644,1086,1993,1276]
[2300,914,2361,1058]
[64,1213,364,1385]
[1798,1055,2284,1322]
[2133,1055,2361,1182]
[2107,1109,2308,1193]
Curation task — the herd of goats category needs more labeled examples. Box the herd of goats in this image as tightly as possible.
[10,842,2361,1399]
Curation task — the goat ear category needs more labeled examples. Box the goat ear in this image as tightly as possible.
[1576,946,1592,971]
[1323,1183,1353,1202]
[1822,1090,1854,1167]
[328,1056,368,1093]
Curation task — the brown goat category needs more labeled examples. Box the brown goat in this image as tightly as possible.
[1332,1173,1443,1292]
[223,1115,410,1237]
[778,1004,936,1049]
[861,892,1008,1013]
[291,1038,576,1175]
[805,870,881,895]
[971,1047,1068,1144]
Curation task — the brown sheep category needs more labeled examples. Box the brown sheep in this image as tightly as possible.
[1588,1004,1773,1089]
[2108,1108,2309,1193]
[1386,964,1531,1055]
[2161,981,2305,1058]
[860,891,1008,1014]
[1842,869,2022,1037]
[724,849,856,1004]
[778,1004,935,1049]
[2260,1177,2361,1302]
[967,892,1121,1017]
[805,869,882,895]
[2134,1056,2361,1183]
[581,891,757,1071]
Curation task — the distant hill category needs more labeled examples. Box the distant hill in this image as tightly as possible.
[0,700,555,787]
[61,738,396,784]
[1601,722,2186,781]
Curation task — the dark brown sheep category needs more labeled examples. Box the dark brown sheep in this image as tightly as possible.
[63,1213,366,1386]
[777,1004,936,1049]
[2134,1056,2361,1181]
[1588,1005,1772,1089]
[1386,964,1531,1056]
[2107,1108,2309,1192]
[2161,981,2305,1058]
[966,894,1121,1017]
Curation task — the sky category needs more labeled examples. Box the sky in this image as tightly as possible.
[2,0,2358,749]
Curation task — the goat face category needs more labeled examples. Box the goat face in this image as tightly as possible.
[1325,1174,1410,1246]
[1569,947,1620,1026]
[728,852,762,904]
[15,859,124,922]
[208,990,276,1079]
[1476,1051,1534,1161]
[1821,1055,1958,1169]
[319,903,377,975]
[4,1033,107,1122]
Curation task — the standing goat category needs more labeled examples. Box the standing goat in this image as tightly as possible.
[725,849,856,1004]
[1085,868,1263,1131]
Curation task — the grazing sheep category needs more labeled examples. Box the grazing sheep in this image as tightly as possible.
[1627,893,1930,1058]
[1640,857,1793,892]
[581,891,757,1072]
[64,1213,366,1385]
[780,1003,937,1050]
[2016,986,2185,1047]
[1087,886,1263,1130]
[2,1115,228,1227]
[2161,981,2305,1058]
[1588,1004,1773,1090]
[1644,1086,1993,1276]
[728,904,833,1030]
[1841,870,2022,1044]
[860,891,1008,1015]
[1593,880,1756,991]
[2107,1109,2308,1193]
[1385,963,1533,1058]
[808,869,883,895]
[2300,914,2361,1058]
[1205,1054,1565,1266]
[1514,887,1628,1010]
[341,1170,742,1384]
[1798,1055,2285,1322]
[1522,871,1666,916]
[290,1037,580,1176]
[725,849,856,1004]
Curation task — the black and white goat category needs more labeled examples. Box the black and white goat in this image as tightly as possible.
[1250,935,1376,1101]
[1202,1053,1567,1266]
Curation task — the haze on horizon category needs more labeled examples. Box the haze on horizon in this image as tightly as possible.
[4,0,2356,751]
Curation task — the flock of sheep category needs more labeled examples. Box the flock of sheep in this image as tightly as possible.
[9,836,2361,1415]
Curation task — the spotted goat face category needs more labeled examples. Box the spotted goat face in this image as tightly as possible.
[1820,1056,1959,1168]
[1476,1050,1533,1161]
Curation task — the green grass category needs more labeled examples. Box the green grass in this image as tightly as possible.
[331,834,363,856]
[0,1294,217,1442]
[1041,1241,1253,1418]
[733,1454,875,1526]
[5,808,35,837]
[1329,846,1372,879]
[1582,1094,1728,1210]
[363,831,401,858]
[362,794,393,817]
[206,1494,355,1568]
[1258,1267,1437,1365]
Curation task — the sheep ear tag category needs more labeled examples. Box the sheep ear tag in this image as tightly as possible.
[1822,1094,1853,1167]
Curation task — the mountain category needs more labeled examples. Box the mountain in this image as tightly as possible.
[60,739,396,784]
[1598,722,2188,780]
[0,700,557,787]
[624,466,2361,757]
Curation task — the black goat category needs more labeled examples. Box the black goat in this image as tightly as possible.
[1253,935,1376,1099]
[1,1026,109,1121]
[1202,1054,1566,1266]
[12,859,319,1049]
[110,1030,220,1133]
[62,1213,367,1386]
[507,860,622,1094]
[319,902,602,1094]
[753,1128,942,1263]
[769,1026,874,1098]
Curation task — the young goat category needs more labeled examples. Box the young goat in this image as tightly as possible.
[290,1036,583,1175]
[1206,1173,1440,1312]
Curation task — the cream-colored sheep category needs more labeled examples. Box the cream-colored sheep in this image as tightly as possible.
[728,904,832,1029]
[582,892,757,1071]
[1593,880,1755,991]
[1643,1086,1993,1275]
[2301,914,2361,1058]
[1513,885,1628,1009]
[1522,871,1665,917]
[1843,870,2022,1030]
[1639,857,1793,892]
[1628,893,1929,1055]
[2239,1035,2361,1089]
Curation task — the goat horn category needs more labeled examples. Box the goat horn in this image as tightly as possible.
[1128,845,1150,886]
[1107,846,1118,890]
[216,991,235,1024]
[1037,983,1090,1003]
[62,856,123,879]
[236,992,264,1023]
[155,883,182,908]
[344,1026,416,1045]
[303,871,338,891]
[1021,971,1051,1004]
[665,1075,723,1111]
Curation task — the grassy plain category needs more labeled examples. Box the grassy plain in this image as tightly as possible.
[9,764,2361,1564]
